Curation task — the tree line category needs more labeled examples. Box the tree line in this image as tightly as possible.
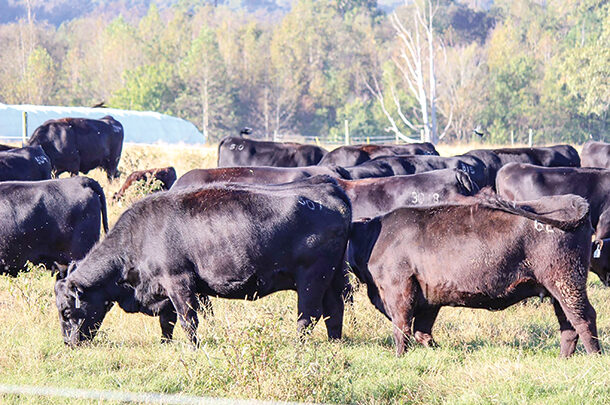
[0,0,607,144]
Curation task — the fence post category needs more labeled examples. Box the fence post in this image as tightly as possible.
[344,120,349,146]
[510,130,514,146]
[22,111,28,146]
[528,128,533,147]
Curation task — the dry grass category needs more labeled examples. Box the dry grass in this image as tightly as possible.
[1,142,609,404]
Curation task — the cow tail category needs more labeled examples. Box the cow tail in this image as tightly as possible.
[481,194,590,232]
[85,178,109,234]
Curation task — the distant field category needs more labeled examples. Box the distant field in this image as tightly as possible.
[1,142,609,404]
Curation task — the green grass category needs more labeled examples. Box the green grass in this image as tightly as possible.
[1,143,609,404]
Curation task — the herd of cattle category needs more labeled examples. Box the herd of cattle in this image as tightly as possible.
[2,116,610,358]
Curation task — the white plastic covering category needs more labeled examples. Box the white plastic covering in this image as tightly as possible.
[0,103,205,144]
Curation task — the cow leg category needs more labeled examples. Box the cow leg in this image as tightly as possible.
[321,269,345,340]
[552,299,579,357]
[159,305,177,343]
[296,269,326,337]
[385,277,419,356]
[296,289,323,337]
[547,283,600,356]
[413,306,440,348]
[166,289,200,348]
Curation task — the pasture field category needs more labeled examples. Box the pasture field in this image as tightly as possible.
[1,142,609,404]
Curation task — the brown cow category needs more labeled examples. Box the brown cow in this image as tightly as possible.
[346,194,600,357]
[113,167,177,201]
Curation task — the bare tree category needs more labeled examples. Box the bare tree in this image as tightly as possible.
[367,0,452,144]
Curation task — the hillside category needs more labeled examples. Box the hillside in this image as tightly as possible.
[0,0,407,25]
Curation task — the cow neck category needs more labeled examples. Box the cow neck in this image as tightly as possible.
[71,238,124,294]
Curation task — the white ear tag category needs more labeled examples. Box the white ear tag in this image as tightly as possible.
[594,240,603,259]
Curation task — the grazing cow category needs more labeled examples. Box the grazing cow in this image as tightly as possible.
[346,194,600,357]
[28,116,124,179]
[496,163,610,284]
[171,165,350,191]
[54,176,351,346]
[318,143,439,167]
[217,137,327,167]
[0,176,108,276]
[581,141,610,169]
[0,145,52,181]
[113,167,177,201]
[336,169,478,219]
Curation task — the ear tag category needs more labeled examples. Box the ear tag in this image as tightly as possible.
[594,240,603,259]
[74,290,81,309]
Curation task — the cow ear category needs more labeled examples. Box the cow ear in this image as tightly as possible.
[67,261,78,275]
[55,262,69,280]
[456,170,477,195]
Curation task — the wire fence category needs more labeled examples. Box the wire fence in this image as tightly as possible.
[271,133,413,146]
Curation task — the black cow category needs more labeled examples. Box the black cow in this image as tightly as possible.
[217,137,327,167]
[0,145,52,181]
[171,165,350,191]
[54,176,351,346]
[496,163,610,285]
[318,143,439,167]
[465,145,580,187]
[0,176,108,275]
[476,145,579,167]
[28,116,124,179]
[346,194,600,357]
[336,169,478,219]
[344,155,486,188]
[462,149,503,187]
[581,141,610,169]
[113,167,177,201]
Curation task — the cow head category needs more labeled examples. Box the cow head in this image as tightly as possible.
[591,239,610,286]
[54,262,113,346]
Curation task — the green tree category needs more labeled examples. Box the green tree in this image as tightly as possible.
[25,46,56,104]
[110,62,175,112]
[177,26,237,141]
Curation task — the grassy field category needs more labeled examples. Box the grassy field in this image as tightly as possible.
[1,142,609,404]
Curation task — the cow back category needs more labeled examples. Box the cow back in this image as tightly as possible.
[217,136,327,167]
